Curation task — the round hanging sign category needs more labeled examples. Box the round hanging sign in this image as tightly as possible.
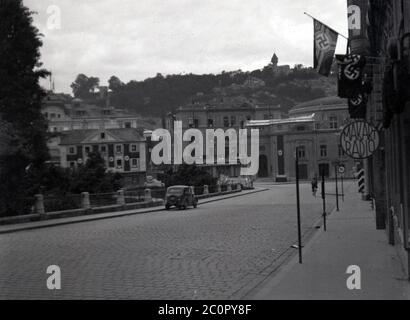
[340,120,380,160]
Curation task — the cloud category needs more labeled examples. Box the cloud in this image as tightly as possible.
[24,0,348,93]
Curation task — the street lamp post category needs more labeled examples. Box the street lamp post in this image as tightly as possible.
[295,147,303,264]
[335,165,340,212]
[321,167,327,231]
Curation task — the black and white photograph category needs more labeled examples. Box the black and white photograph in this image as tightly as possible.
[0,0,410,308]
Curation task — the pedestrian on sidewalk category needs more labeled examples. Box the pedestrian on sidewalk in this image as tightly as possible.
[311,175,318,197]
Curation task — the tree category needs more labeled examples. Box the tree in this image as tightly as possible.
[70,152,123,194]
[0,0,50,217]
[108,75,124,92]
[161,164,216,188]
[70,74,100,99]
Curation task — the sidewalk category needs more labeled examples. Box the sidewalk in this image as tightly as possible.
[249,187,410,300]
[0,187,268,235]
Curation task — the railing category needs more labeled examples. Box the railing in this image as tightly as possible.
[43,194,82,212]
[0,183,242,221]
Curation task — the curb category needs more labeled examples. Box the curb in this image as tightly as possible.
[0,188,269,235]
[239,183,356,299]
[199,188,269,205]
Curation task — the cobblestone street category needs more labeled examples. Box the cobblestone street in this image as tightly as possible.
[0,182,350,299]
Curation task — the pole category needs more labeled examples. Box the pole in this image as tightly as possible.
[303,12,349,40]
[335,165,339,212]
[321,168,327,232]
[295,149,302,263]
[341,173,345,202]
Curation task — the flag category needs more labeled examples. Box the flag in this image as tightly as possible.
[314,19,339,76]
[336,54,366,98]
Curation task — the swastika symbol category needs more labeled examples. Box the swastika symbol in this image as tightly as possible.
[316,35,330,50]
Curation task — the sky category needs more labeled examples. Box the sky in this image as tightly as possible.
[24,0,349,94]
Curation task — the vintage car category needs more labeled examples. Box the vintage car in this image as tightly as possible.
[165,185,198,210]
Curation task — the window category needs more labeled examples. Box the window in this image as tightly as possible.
[296,125,306,131]
[116,159,123,169]
[208,119,214,128]
[50,113,56,118]
[100,132,106,139]
[230,116,236,127]
[297,146,306,159]
[131,158,139,168]
[329,115,338,129]
[69,161,76,168]
[246,115,251,121]
[189,118,199,128]
[124,122,132,128]
[57,114,61,118]
[115,145,123,154]
[320,145,327,158]
[130,144,138,153]
[84,146,91,154]
[68,146,76,155]
[100,145,107,153]
[223,117,229,127]
[240,121,245,129]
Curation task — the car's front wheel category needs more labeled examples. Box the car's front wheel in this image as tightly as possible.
[193,200,197,208]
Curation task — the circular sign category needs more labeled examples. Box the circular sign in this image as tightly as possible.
[338,166,345,174]
[340,121,380,159]
[278,150,283,157]
[77,158,83,164]
[124,156,130,161]
[109,157,114,162]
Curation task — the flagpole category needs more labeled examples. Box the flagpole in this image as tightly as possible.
[304,12,349,41]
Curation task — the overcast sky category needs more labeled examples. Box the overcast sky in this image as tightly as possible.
[24,0,348,93]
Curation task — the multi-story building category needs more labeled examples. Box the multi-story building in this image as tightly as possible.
[167,94,284,178]
[58,128,147,186]
[349,0,410,278]
[42,92,160,171]
[246,96,355,181]
[42,93,142,132]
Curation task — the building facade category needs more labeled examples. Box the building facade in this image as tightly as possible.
[59,128,147,186]
[42,93,141,132]
[246,97,355,181]
[42,92,160,169]
[349,0,410,277]
[168,95,284,178]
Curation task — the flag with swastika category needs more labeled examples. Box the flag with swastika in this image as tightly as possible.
[313,19,339,77]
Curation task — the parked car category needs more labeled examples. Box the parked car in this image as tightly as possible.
[165,186,198,210]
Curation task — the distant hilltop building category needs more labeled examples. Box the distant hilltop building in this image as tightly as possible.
[267,52,291,76]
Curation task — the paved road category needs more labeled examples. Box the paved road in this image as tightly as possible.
[0,182,351,299]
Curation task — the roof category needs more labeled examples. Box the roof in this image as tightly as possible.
[68,105,138,119]
[60,128,145,145]
[290,96,347,115]
[167,185,190,189]
[246,114,315,127]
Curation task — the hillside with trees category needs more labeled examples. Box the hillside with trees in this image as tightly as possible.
[71,59,337,117]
